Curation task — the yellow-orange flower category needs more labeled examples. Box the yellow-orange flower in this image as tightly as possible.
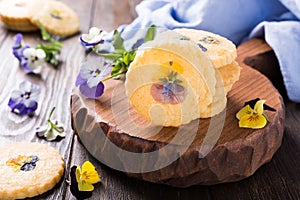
[236,100,268,129]
[75,161,100,191]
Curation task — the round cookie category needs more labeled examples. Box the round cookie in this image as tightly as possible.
[0,0,39,32]
[174,28,237,68]
[30,0,79,36]
[216,61,241,87]
[125,32,216,126]
[0,142,65,200]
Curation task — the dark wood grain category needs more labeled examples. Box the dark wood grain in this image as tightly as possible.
[0,0,299,199]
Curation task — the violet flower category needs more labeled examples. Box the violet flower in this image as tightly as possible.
[8,81,40,115]
[76,57,112,98]
[12,33,30,61]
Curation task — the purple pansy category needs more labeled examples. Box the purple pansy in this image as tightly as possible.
[12,34,46,73]
[76,57,112,99]
[80,27,106,47]
[12,33,30,61]
[8,81,40,115]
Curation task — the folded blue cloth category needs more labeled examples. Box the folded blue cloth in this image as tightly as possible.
[118,0,300,102]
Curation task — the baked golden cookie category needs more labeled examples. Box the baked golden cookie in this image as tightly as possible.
[30,0,79,36]
[0,0,39,32]
[174,28,237,68]
[216,61,241,87]
[0,142,65,200]
[126,32,216,126]
[200,69,227,118]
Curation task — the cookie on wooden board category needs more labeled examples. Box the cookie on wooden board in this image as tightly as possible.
[174,28,237,68]
[0,0,39,32]
[0,142,65,200]
[125,35,216,126]
[29,0,79,36]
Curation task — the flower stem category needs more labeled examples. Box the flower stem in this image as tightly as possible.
[48,107,56,121]
[101,71,125,82]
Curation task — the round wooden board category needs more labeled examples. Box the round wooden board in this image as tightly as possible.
[71,39,285,187]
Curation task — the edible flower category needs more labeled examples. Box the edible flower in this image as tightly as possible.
[8,81,40,115]
[80,27,106,48]
[77,25,157,98]
[236,99,274,129]
[76,57,112,98]
[36,107,65,141]
[151,71,187,104]
[12,33,30,61]
[69,161,100,199]
[21,47,46,73]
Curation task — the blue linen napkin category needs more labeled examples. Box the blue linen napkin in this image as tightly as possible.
[117,0,300,102]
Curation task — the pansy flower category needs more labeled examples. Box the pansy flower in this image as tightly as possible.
[69,161,100,199]
[76,57,112,98]
[8,81,40,115]
[80,27,106,48]
[20,47,46,73]
[236,99,275,129]
[36,107,65,141]
[12,33,30,61]
[151,70,187,104]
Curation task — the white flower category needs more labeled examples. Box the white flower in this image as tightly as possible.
[23,48,46,70]
[80,27,107,46]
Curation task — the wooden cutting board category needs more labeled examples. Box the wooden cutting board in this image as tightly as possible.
[71,39,285,187]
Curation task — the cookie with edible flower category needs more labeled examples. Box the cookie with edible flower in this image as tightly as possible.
[8,80,40,115]
[0,142,65,199]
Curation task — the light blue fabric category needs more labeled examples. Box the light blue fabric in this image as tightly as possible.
[118,0,300,102]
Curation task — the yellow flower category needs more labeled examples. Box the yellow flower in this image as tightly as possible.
[75,161,100,191]
[236,100,268,129]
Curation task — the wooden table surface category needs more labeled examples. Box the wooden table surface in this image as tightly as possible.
[0,0,299,199]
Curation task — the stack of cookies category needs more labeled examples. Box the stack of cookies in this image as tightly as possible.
[0,0,79,36]
[125,28,240,127]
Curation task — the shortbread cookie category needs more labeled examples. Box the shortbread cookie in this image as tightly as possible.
[216,61,241,87]
[200,70,227,118]
[30,0,79,36]
[174,28,237,68]
[0,142,65,200]
[0,0,39,32]
[126,33,216,126]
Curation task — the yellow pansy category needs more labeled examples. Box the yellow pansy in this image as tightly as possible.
[75,161,100,191]
[236,100,268,129]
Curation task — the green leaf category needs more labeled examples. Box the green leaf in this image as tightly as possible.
[112,30,125,53]
[99,53,122,61]
[144,25,157,42]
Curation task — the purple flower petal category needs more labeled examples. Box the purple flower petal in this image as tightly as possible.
[13,34,23,49]
[75,74,87,87]
[8,98,38,115]
[13,45,30,61]
[79,81,104,99]
[70,166,92,199]
[80,36,104,47]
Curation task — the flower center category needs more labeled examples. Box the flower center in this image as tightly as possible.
[81,171,89,181]
[93,69,101,77]
[247,114,260,122]
[22,92,31,99]
[200,36,219,44]
[30,55,38,63]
